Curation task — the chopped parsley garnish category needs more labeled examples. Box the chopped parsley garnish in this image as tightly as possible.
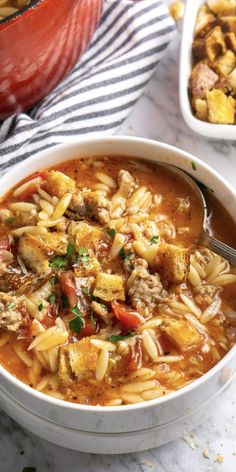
[108,332,135,342]
[119,248,134,260]
[191,161,197,171]
[49,256,67,269]
[48,294,56,304]
[150,235,159,245]
[129,263,135,271]
[66,243,75,259]
[7,302,16,310]
[6,217,16,225]
[107,228,116,238]
[76,247,89,265]
[61,294,69,309]
[69,305,85,333]
[38,302,43,312]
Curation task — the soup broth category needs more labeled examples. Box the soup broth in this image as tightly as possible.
[0,156,235,406]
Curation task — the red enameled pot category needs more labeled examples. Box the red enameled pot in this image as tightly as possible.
[0,0,103,120]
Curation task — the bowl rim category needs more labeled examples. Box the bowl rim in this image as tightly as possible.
[0,135,235,414]
[179,0,236,140]
[0,0,47,28]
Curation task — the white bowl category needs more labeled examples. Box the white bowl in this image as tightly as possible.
[0,136,236,453]
[179,0,236,140]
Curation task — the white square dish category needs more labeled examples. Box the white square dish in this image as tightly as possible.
[179,0,236,140]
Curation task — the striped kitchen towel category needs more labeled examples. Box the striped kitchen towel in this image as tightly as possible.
[0,0,176,173]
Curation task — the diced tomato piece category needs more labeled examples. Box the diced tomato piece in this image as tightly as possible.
[111,301,142,330]
[34,170,49,180]
[80,318,97,337]
[59,272,78,308]
[126,338,143,372]
[19,183,38,201]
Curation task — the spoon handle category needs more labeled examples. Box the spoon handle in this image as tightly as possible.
[199,231,236,266]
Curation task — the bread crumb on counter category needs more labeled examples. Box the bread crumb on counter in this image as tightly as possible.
[169,1,184,21]
[202,448,211,459]
[215,453,224,463]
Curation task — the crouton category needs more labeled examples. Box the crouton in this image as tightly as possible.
[38,232,68,255]
[195,5,216,37]
[215,49,236,74]
[93,273,125,302]
[205,26,226,60]
[162,319,204,352]
[225,31,236,53]
[220,16,236,33]
[18,234,50,274]
[214,74,231,93]
[193,38,207,60]
[206,88,235,123]
[45,170,76,198]
[153,243,190,284]
[190,63,219,98]
[228,66,236,87]
[68,221,105,253]
[207,0,236,16]
[59,338,99,385]
[194,98,209,120]
[169,0,184,21]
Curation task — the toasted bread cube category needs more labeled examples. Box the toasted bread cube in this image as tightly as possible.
[93,273,125,301]
[153,243,190,284]
[162,320,204,352]
[18,234,50,274]
[220,16,236,33]
[194,98,209,121]
[68,221,104,253]
[169,0,184,21]
[228,67,236,87]
[59,338,99,385]
[190,63,218,99]
[195,5,216,37]
[193,38,207,60]
[205,26,226,60]
[215,49,235,75]
[39,232,68,255]
[45,170,76,198]
[225,32,236,53]
[207,0,236,15]
[206,89,235,123]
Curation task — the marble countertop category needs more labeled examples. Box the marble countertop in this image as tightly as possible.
[1,4,236,472]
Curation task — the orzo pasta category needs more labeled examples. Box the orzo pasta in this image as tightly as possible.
[0,156,235,406]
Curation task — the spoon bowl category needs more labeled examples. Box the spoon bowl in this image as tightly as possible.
[165,164,236,266]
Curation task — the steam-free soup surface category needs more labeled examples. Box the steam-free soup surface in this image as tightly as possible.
[0,156,235,406]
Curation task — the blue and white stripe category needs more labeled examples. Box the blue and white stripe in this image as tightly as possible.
[0,0,176,173]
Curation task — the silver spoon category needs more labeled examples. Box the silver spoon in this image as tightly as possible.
[160,164,236,266]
